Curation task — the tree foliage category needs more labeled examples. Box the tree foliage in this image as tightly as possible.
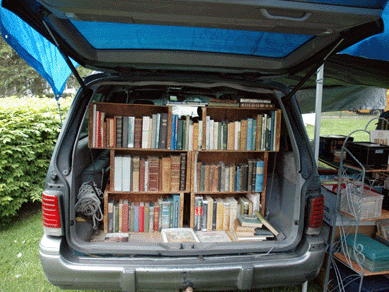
[0,36,93,97]
[0,96,72,225]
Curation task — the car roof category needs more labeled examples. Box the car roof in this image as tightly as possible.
[2,0,388,77]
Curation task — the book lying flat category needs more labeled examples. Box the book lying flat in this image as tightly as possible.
[161,228,200,243]
[195,231,232,242]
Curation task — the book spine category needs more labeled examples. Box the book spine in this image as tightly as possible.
[142,116,150,149]
[179,153,187,191]
[114,154,123,192]
[148,156,160,192]
[129,202,135,232]
[149,203,154,233]
[202,199,208,231]
[115,116,123,148]
[153,202,160,232]
[134,202,140,232]
[173,194,180,228]
[108,199,114,233]
[134,117,142,148]
[194,196,203,231]
[255,159,264,192]
[212,200,217,230]
[122,200,129,233]
[246,118,253,151]
[161,156,172,192]
[223,200,231,231]
[170,155,181,192]
[122,155,131,192]
[132,156,140,192]
[161,199,170,229]
[139,158,146,192]
[139,202,145,232]
[159,112,168,149]
[144,202,149,233]
[122,116,129,149]
[128,116,135,148]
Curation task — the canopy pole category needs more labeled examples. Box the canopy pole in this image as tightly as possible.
[314,64,324,164]
[41,20,88,93]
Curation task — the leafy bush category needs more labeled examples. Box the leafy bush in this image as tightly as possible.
[0,96,72,224]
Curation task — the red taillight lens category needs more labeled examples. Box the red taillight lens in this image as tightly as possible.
[42,193,61,229]
[309,196,324,229]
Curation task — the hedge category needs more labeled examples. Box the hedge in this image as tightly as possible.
[0,96,73,224]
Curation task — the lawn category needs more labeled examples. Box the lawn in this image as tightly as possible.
[305,112,379,142]
[0,202,324,292]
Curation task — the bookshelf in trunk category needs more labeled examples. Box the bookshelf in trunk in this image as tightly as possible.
[88,102,281,238]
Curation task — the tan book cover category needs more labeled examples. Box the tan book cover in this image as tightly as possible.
[132,156,140,192]
[227,121,235,150]
[240,119,248,151]
[223,198,231,231]
[161,156,172,192]
[255,114,263,150]
[193,122,199,151]
[170,155,180,192]
[215,198,224,231]
[205,195,214,231]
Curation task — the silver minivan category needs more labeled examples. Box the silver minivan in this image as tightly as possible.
[2,0,388,291]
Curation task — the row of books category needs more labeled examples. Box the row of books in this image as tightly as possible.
[92,105,169,149]
[92,105,279,152]
[195,159,264,193]
[208,98,275,109]
[113,154,187,192]
[107,195,181,234]
[193,193,261,232]
[204,112,279,151]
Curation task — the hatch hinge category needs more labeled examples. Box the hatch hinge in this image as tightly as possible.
[282,38,344,102]
[41,20,89,93]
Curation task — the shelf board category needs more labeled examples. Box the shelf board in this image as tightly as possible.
[334,252,389,276]
[339,209,389,222]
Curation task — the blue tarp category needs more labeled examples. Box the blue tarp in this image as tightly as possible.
[0,0,78,99]
[340,1,389,61]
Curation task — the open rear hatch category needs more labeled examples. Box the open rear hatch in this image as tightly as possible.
[2,0,387,256]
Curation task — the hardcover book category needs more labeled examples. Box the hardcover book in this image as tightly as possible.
[134,117,142,148]
[148,156,160,192]
[159,112,168,149]
[143,201,149,233]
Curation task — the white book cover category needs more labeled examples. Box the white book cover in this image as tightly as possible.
[213,121,219,150]
[151,114,158,149]
[144,160,149,191]
[370,129,389,145]
[142,116,150,148]
[114,155,123,192]
[206,116,211,150]
[122,155,132,192]
[188,122,194,151]
[209,119,214,150]
[148,116,153,149]
[235,121,240,150]
[198,120,203,150]
[127,116,135,148]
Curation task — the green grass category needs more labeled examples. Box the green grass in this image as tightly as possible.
[0,203,323,292]
[305,114,379,142]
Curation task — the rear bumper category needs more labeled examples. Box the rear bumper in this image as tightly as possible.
[40,234,325,291]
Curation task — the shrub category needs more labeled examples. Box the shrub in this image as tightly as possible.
[0,96,72,224]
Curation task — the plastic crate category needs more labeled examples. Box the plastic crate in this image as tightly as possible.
[343,234,389,273]
[340,185,383,220]
[345,141,389,170]
[319,135,352,159]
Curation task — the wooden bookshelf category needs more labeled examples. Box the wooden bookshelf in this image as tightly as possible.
[89,102,281,237]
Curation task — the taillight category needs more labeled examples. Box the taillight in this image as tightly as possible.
[42,192,63,236]
[306,196,324,235]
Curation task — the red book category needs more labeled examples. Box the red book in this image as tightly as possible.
[148,156,160,192]
[153,201,160,232]
[139,202,145,232]
[121,200,129,233]
[134,118,142,148]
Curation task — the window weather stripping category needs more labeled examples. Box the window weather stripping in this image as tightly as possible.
[282,38,344,103]
[41,20,88,93]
